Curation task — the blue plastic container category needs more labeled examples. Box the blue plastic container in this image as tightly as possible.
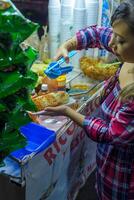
[11,122,56,160]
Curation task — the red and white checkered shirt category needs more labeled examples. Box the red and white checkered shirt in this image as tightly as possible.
[76,26,134,200]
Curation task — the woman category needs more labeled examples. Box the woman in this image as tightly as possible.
[33,1,134,199]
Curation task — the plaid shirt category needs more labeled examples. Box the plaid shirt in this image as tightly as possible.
[76,26,134,199]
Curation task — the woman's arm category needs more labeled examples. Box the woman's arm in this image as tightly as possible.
[54,26,113,61]
[54,36,77,62]
[30,105,85,127]
[83,101,134,147]
[65,106,85,127]
[76,25,113,52]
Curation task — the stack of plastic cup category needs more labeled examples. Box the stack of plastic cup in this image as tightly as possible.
[60,0,73,44]
[86,0,99,25]
[61,0,73,19]
[85,0,99,57]
[48,35,60,59]
[48,0,61,36]
[60,20,73,44]
[73,0,87,33]
[48,0,61,58]
[72,0,87,68]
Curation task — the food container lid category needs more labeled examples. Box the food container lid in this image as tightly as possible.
[41,84,48,91]
[57,75,66,82]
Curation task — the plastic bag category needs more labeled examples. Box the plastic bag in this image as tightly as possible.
[0,0,39,70]
[0,0,39,164]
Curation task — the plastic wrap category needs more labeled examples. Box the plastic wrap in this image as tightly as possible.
[0,0,39,164]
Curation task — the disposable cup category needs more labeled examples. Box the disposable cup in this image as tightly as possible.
[71,50,85,68]
[48,0,60,7]
[48,7,61,35]
[86,2,99,10]
[86,2,99,25]
[60,21,73,43]
[73,9,87,31]
[74,0,86,9]
[86,49,94,57]
[86,0,98,4]
[73,22,87,33]
[73,8,87,21]
[86,17,98,26]
[61,0,72,5]
[86,2,99,13]
[48,36,59,58]
[86,13,98,25]
[49,30,60,36]
[61,5,73,19]
[48,22,60,36]
[49,35,59,42]
[48,6,61,17]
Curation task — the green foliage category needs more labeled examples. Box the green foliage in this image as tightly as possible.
[0,0,39,164]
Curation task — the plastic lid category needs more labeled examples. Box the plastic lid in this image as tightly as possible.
[57,75,66,82]
[41,84,48,91]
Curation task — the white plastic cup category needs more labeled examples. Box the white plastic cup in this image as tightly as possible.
[61,0,72,5]
[48,0,60,7]
[49,21,60,35]
[73,0,87,32]
[49,42,59,58]
[86,2,99,25]
[73,8,87,32]
[60,20,73,44]
[49,22,60,35]
[48,35,59,58]
[73,0,87,67]
[85,1,99,58]
[74,0,86,9]
[48,7,61,21]
[86,49,94,57]
[48,6,61,36]
[61,4,73,19]
[86,0,98,4]
[71,50,85,68]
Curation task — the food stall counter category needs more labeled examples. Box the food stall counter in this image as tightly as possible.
[0,79,103,200]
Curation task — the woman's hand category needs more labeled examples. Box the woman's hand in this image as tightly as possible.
[29,105,69,117]
[54,45,69,63]
[28,105,85,127]
[53,36,77,63]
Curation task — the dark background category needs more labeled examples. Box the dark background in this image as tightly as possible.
[13,0,48,25]
[13,0,49,38]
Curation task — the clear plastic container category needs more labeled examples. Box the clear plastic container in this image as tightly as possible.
[42,76,58,92]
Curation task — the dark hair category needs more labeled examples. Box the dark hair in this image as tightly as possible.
[111,1,134,33]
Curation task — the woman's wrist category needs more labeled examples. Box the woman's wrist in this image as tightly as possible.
[64,106,85,127]
[64,106,72,117]
[63,36,77,51]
